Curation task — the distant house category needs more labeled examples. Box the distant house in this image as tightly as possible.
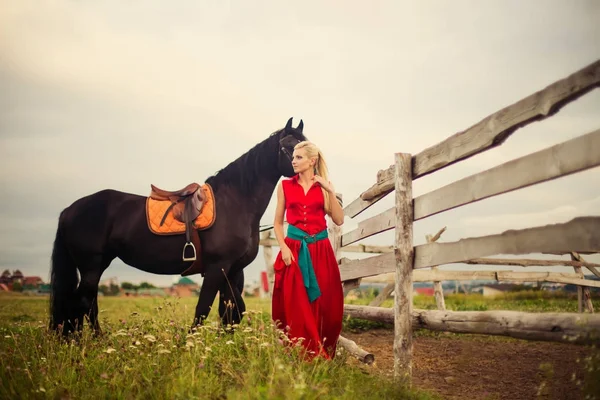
[23,276,44,288]
[0,270,45,291]
[414,287,435,296]
[166,277,200,297]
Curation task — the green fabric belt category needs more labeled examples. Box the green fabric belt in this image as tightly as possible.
[286,224,328,302]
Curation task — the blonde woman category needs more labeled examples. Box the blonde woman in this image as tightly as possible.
[272,140,344,359]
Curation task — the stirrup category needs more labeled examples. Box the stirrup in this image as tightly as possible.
[182,242,197,261]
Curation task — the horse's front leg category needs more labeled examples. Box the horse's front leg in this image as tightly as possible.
[218,268,246,328]
[192,262,230,328]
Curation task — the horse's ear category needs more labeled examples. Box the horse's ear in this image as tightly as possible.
[297,119,304,133]
[284,117,293,133]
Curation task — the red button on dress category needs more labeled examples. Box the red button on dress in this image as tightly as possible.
[272,175,344,359]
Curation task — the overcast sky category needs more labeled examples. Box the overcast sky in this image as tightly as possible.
[1,1,599,288]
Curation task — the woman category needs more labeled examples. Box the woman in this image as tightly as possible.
[271,140,344,359]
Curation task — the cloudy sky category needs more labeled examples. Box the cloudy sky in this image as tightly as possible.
[1,1,599,288]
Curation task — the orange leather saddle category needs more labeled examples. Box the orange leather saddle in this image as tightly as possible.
[146,183,216,276]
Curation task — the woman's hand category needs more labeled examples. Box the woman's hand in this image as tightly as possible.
[281,245,295,266]
[312,175,334,193]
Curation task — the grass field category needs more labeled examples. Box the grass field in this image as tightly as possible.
[1,291,598,399]
[0,293,434,400]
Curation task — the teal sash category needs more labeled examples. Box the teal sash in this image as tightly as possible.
[286,224,328,302]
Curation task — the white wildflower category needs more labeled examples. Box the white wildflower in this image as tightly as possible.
[144,335,156,343]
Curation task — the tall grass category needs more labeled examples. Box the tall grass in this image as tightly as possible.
[0,295,435,400]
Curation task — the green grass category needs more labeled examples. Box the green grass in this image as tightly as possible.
[0,294,435,400]
[346,289,600,313]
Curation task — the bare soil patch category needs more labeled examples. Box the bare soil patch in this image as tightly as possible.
[343,328,588,400]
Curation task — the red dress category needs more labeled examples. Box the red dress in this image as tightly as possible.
[272,175,344,359]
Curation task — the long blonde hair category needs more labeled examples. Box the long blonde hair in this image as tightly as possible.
[294,141,331,214]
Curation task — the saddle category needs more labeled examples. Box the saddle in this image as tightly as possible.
[149,183,207,276]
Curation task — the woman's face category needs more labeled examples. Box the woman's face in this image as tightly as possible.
[292,148,315,174]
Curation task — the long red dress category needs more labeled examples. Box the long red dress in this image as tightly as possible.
[271,175,344,359]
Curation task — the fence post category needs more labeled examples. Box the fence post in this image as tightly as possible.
[394,153,414,384]
[261,230,275,296]
[571,251,594,313]
[426,227,447,311]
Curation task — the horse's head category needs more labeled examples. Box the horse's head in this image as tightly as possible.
[277,117,307,177]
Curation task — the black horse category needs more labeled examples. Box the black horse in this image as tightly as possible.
[50,118,306,334]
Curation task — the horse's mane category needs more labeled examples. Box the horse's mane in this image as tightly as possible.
[206,130,282,194]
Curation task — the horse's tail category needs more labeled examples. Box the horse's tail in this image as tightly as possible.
[49,210,79,333]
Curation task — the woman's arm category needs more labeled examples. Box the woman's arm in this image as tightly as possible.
[327,184,344,226]
[273,182,287,248]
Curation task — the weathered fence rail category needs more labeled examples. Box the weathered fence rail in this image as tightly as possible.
[344,305,600,345]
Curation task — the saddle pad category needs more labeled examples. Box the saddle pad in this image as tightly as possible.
[146,183,216,235]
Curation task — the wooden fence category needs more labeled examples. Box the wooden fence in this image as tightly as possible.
[260,59,600,383]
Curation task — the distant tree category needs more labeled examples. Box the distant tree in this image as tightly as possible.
[11,282,23,292]
[100,283,121,296]
[138,282,156,289]
[109,283,120,295]
[121,282,137,290]
[99,284,110,295]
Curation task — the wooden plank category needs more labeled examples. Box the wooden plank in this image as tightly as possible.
[343,279,361,297]
[344,191,390,219]
[414,270,495,281]
[352,269,599,288]
[496,271,600,288]
[341,253,600,283]
[465,257,600,270]
[337,336,374,365]
[345,167,395,218]
[349,244,394,254]
[344,305,600,345]
[414,129,600,220]
[351,60,600,216]
[368,282,395,307]
[412,59,600,178]
[411,269,594,286]
[341,207,395,247]
[414,217,600,269]
[393,153,414,382]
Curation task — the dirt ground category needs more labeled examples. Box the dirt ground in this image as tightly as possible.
[343,328,590,400]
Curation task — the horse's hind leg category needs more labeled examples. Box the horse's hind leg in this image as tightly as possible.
[77,256,111,335]
[219,269,246,327]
